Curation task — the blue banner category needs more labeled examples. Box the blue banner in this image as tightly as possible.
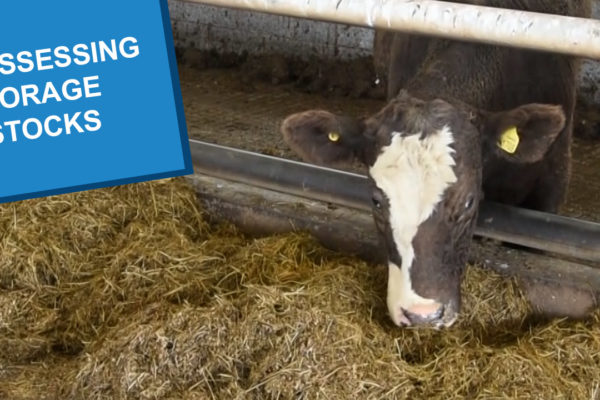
[0,0,192,203]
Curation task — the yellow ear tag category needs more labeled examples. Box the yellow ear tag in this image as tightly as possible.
[328,132,340,142]
[498,126,520,154]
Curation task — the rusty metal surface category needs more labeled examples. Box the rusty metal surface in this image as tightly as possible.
[180,65,600,225]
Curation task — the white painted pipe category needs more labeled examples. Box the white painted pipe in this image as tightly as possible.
[184,0,600,59]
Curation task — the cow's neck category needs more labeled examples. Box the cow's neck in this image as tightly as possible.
[404,41,505,111]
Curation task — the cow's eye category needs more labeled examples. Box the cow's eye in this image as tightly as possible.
[464,195,475,209]
[372,197,381,209]
[372,191,383,210]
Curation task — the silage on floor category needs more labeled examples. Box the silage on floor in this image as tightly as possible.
[0,178,598,400]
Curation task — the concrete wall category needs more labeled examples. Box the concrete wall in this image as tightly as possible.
[168,0,600,104]
[580,1,600,104]
[167,0,373,60]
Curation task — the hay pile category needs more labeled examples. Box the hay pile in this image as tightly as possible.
[0,178,599,400]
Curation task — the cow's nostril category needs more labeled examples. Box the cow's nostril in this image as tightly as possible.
[402,303,445,325]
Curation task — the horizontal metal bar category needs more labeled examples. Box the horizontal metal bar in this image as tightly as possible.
[476,202,600,263]
[191,140,371,211]
[190,139,600,263]
[185,0,600,59]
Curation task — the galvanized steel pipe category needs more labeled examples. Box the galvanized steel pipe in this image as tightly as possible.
[185,0,600,59]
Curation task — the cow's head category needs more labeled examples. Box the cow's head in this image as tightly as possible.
[281,92,565,327]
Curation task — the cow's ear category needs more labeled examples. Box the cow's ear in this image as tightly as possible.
[480,104,566,163]
[281,110,375,167]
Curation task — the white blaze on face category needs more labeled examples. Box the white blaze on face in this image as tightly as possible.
[369,126,458,325]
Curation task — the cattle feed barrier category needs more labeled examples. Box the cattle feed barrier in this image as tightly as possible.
[183,1,600,264]
[189,140,600,264]
[185,0,600,59]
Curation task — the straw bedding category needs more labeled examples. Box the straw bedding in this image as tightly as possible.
[0,178,599,400]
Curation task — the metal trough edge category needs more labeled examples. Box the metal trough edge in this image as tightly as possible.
[189,139,600,263]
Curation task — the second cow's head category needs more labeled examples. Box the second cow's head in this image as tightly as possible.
[281,92,565,327]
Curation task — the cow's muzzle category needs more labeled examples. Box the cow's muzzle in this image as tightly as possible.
[396,302,458,328]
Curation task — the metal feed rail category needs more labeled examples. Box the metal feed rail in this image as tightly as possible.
[186,0,600,59]
[190,140,600,264]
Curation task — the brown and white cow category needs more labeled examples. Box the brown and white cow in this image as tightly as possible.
[281,0,590,327]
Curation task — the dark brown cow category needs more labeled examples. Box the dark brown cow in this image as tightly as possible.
[281,0,591,327]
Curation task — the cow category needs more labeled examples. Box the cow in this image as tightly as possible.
[280,0,591,328]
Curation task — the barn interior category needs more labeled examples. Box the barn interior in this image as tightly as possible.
[1,1,600,399]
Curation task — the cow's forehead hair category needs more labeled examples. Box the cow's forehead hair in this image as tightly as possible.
[369,125,457,276]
